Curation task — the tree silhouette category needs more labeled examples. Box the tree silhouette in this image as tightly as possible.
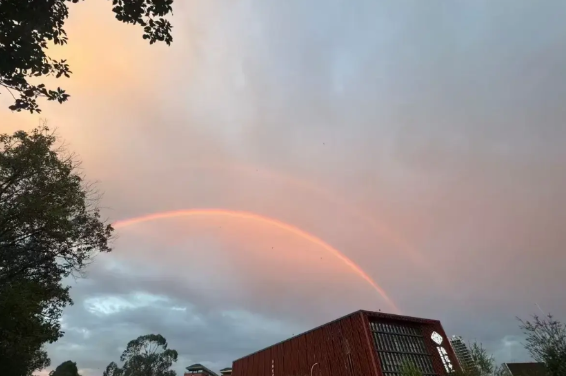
[50,360,81,376]
[0,125,113,375]
[104,334,179,376]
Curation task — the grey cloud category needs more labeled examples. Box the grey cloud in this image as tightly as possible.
[52,271,309,376]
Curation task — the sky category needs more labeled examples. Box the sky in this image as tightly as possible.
[2,0,566,375]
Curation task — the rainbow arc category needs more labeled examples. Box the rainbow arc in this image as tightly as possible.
[114,208,401,313]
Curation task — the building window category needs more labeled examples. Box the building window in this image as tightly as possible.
[369,322,438,376]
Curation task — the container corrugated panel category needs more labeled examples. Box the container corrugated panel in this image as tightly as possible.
[311,317,327,376]
[298,332,309,373]
[326,321,338,374]
[250,351,255,375]
[289,333,298,375]
[263,346,269,375]
[340,317,355,375]
[304,328,316,369]
[282,333,292,375]
[328,319,346,376]
[280,338,287,375]
[347,313,374,376]
[232,312,364,376]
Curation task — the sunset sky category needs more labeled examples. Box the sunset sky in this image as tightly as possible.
[2,0,566,375]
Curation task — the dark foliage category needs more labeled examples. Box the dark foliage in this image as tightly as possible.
[0,277,62,376]
[0,0,174,113]
[0,125,113,375]
[0,125,113,284]
[50,360,81,376]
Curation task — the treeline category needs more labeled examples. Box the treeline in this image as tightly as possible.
[36,334,178,376]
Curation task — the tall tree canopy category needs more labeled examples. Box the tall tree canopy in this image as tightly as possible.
[0,0,174,113]
[0,125,113,375]
[0,277,60,376]
[0,125,113,284]
[519,314,565,376]
[103,334,179,376]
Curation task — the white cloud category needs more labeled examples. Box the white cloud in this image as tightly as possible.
[84,293,170,316]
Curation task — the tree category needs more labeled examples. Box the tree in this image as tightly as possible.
[452,341,508,376]
[104,334,179,376]
[0,0,174,113]
[50,360,81,376]
[0,277,61,376]
[400,360,423,376]
[469,342,495,376]
[0,125,113,375]
[0,125,113,286]
[519,314,565,376]
[103,362,124,376]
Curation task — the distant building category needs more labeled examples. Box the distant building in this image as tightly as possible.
[232,309,461,376]
[185,364,219,376]
[219,367,233,376]
[503,362,547,376]
[449,336,476,372]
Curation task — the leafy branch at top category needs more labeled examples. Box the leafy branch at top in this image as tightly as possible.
[0,0,174,113]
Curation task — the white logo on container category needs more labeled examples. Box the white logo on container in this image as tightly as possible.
[431,332,453,373]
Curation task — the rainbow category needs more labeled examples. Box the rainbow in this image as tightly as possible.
[114,209,401,313]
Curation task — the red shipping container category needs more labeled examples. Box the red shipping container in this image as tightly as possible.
[232,310,461,376]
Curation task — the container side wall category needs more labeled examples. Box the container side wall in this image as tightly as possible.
[232,315,379,376]
[346,313,374,376]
